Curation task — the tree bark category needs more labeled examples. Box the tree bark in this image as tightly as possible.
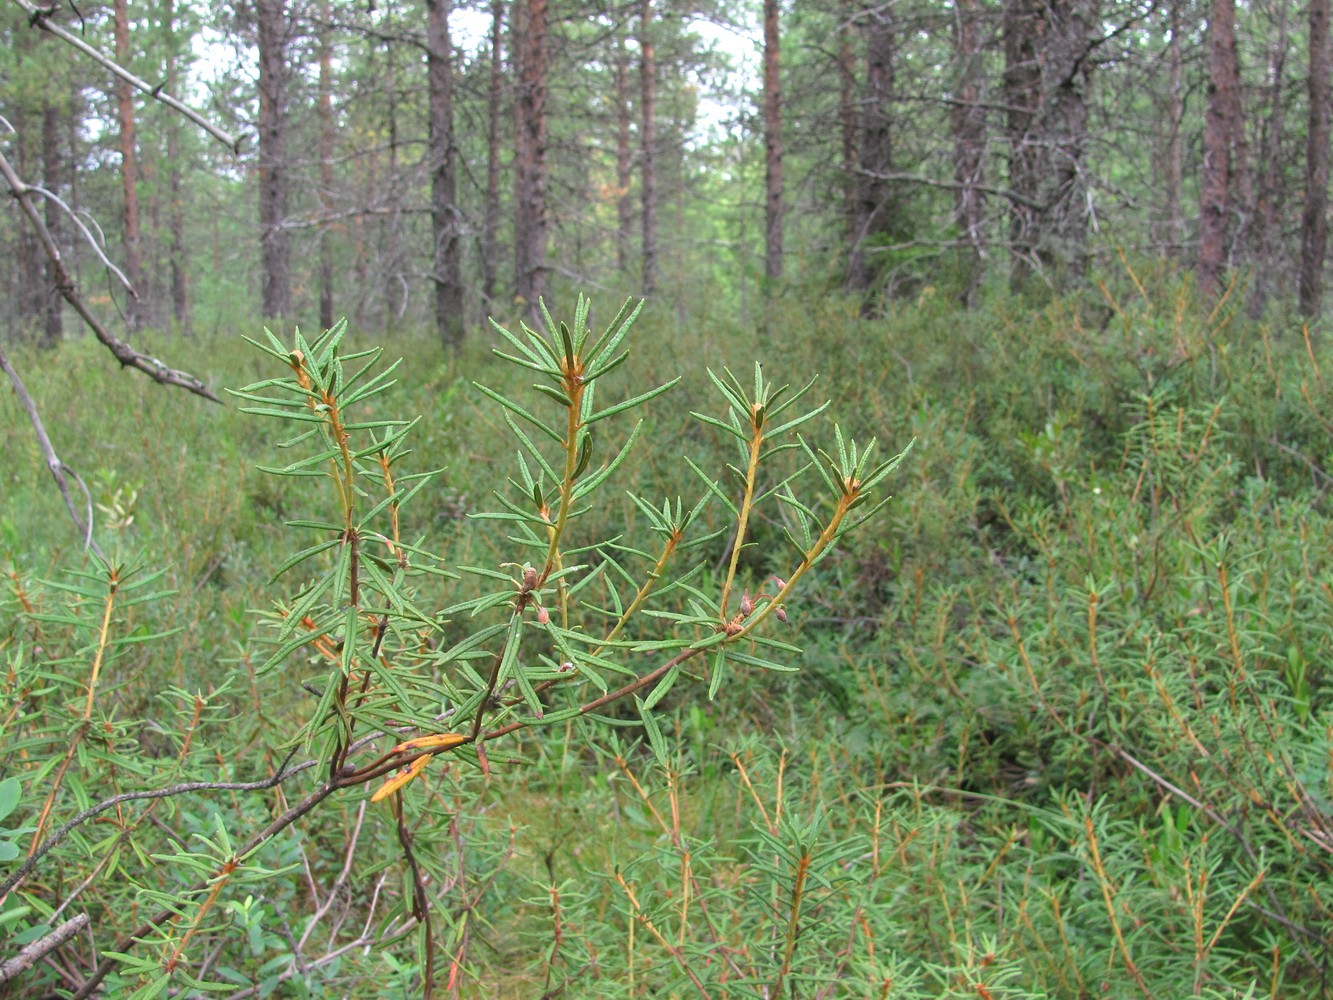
[256,0,291,321]
[113,0,144,330]
[847,7,896,303]
[1300,0,1332,318]
[482,0,504,306]
[1198,0,1242,303]
[427,0,465,348]
[163,0,189,330]
[639,0,658,296]
[1162,0,1185,257]
[1004,0,1093,292]
[1249,0,1291,318]
[1004,0,1042,290]
[837,1,858,245]
[616,44,634,277]
[40,97,64,348]
[318,0,335,332]
[514,0,550,317]
[762,0,782,285]
[952,0,986,306]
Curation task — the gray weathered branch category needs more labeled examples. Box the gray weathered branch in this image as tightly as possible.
[0,149,220,402]
[10,0,240,153]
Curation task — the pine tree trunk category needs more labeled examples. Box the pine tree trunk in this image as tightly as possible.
[1198,0,1239,302]
[514,0,549,316]
[1163,1,1185,257]
[847,9,895,302]
[114,0,144,330]
[1248,0,1291,318]
[837,4,858,246]
[952,0,986,306]
[164,0,190,331]
[616,46,634,277]
[318,0,335,332]
[482,0,503,306]
[1300,0,1332,317]
[427,0,465,347]
[40,98,64,348]
[762,0,783,285]
[639,0,658,296]
[1004,0,1042,291]
[257,0,291,320]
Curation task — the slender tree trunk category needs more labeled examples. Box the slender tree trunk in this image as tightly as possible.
[482,0,503,306]
[1163,0,1185,257]
[1198,0,1240,302]
[318,0,335,332]
[40,98,64,348]
[382,41,402,326]
[639,0,658,296]
[1248,0,1291,318]
[952,0,986,305]
[427,0,465,347]
[164,0,189,330]
[114,0,144,330]
[1004,0,1042,290]
[1034,0,1092,289]
[256,0,291,320]
[837,2,858,246]
[514,0,549,316]
[762,0,783,285]
[1301,0,1332,317]
[616,45,634,277]
[847,8,896,303]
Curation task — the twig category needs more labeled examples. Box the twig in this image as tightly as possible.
[0,913,90,985]
[0,148,220,402]
[0,344,103,557]
[0,748,304,900]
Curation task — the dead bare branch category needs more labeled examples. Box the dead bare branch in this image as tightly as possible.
[9,0,241,154]
[0,913,90,985]
[0,344,103,557]
[0,149,220,402]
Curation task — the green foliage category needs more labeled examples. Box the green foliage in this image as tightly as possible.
[5,271,1333,996]
[0,295,909,995]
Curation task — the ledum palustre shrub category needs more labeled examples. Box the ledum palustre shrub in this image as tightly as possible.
[0,296,910,997]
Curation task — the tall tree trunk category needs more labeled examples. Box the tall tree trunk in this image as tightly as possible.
[837,2,858,245]
[1034,0,1092,289]
[40,98,64,348]
[514,0,549,316]
[382,40,403,326]
[1300,0,1332,317]
[952,0,986,306]
[1004,0,1094,292]
[427,0,465,347]
[1162,0,1185,257]
[1004,0,1042,290]
[762,0,782,285]
[847,8,896,304]
[482,0,503,306]
[318,0,335,332]
[164,0,189,330]
[639,0,658,296]
[616,45,634,277]
[257,0,291,320]
[1248,0,1291,318]
[114,0,144,330]
[1198,0,1240,302]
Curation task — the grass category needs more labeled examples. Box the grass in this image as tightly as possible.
[4,266,1333,996]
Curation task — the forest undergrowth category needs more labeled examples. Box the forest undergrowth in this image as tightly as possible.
[3,265,1333,997]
